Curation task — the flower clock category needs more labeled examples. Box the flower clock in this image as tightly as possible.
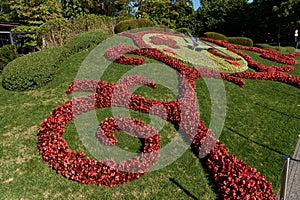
[38,29,300,199]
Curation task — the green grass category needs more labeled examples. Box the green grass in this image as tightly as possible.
[1,42,300,199]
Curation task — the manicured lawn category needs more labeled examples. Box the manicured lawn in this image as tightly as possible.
[1,43,299,199]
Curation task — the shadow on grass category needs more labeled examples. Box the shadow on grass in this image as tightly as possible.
[226,127,287,156]
[169,178,199,200]
[255,103,300,120]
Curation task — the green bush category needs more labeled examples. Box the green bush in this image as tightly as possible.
[176,27,191,34]
[255,43,295,54]
[203,32,227,40]
[2,30,111,91]
[114,18,154,33]
[64,30,111,55]
[227,37,253,46]
[2,47,65,91]
[0,45,18,72]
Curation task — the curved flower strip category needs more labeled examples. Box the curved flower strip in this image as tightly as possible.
[105,44,145,65]
[200,38,300,88]
[149,35,180,49]
[118,30,185,49]
[208,48,241,61]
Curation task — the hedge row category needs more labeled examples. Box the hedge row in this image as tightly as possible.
[227,37,253,47]
[203,32,227,40]
[37,14,115,49]
[203,32,254,46]
[114,18,155,34]
[2,30,111,91]
[255,43,295,54]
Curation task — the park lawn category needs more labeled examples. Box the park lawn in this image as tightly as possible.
[1,46,300,199]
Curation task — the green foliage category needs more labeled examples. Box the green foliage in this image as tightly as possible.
[73,14,114,33]
[203,32,227,40]
[0,45,18,72]
[2,30,111,91]
[0,0,11,21]
[136,0,176,28]
[176,27,191,34]
[227,37,253,46]
[37,15,115,49]
[114,18,154,33]
[63,30,111,54]
[12,25,39,52]
[61,0,134,18]
[254,43,296,54]
[7,0,63,51]
[115,14,136,23]
[2,47,64,91]
[36,18,73,49]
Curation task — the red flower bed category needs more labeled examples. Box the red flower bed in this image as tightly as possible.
[164,47,177,55]
[204,142,275,199]
[208,48,241,61]
[118,30,184,48]
[149,35,180,49]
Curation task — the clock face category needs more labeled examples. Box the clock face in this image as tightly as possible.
[141,31,248,73]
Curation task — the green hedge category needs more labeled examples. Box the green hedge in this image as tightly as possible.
[2,47,65,91]
[2,30,111,91]
[255,43,295,54]
[114,18,154,33]
[176,27,191,34]
[37,14,115,49]
[64,30,111,55]
[227,37,253,46]
[0,45,18,72]
[203,32,227,40]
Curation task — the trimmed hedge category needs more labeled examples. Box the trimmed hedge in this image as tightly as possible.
[255,43,295,54]
[0,45,18,72]
[64,30,111,55]
[2,47,66,91]
[114,18,154,33]
[176,27,191,34]
[227,37,253,47]
[203,32,227,40]
[2,30,111,91]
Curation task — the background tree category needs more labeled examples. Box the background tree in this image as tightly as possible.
[0,0,11,22]
[273,0,300,42]
[61,0,134,18]
[8,0,62,52]
[136,0,195,29]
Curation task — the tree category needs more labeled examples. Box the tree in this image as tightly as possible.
[273,0,300,42]
[136,0,195,29]
[9,0,62,25]
[61,0,134,18]
[8,0,62,51]
[0,0,11,22]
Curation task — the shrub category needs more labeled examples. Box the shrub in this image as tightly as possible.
[2,30,111,91]
[255,44,295,54]
[2,47,65,91]
[227,37,253,46]
[37,15,115,49]
[0,45,18,72]
[203,32,227,40]
[114,18,154,33]
[37,18,73,49]
[64,30,111,55]
[176,27,191,34]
